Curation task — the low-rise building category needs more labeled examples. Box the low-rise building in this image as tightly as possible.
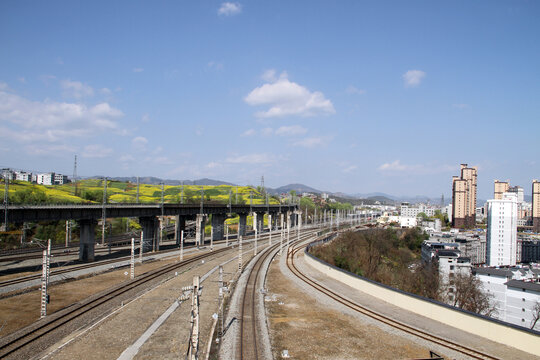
[14,171,32,182]
[474,266,540,330]
[400,216,417,228]
[54,174,69,185]
[36,173,54,185]
[505,279,540,330]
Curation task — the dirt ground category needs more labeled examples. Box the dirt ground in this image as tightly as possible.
[266,261,434,360]
[0,254,197,337]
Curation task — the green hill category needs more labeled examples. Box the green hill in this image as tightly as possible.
[0,179,279,205]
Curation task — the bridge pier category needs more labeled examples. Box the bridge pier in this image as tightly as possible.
[139,216,158,252]
[195,214,206,246]
[175,215,187,245]
[79,219,97,262]
[238,213,247,236]
[288,211,296,228]
[255,212,265,233]
[211,214,227,241]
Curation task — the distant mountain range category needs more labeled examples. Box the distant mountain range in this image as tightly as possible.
[93,176,458,205]
[92,176,236,186]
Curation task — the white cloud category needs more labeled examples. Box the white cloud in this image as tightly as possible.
[342,165,357,173]
[25,143,76,156]
[241,129,256,137]
[141,113,150,123]
[206,161,222,169]
[226,153,276,164]
[261,69,277,82]
[345,86,366,95]
[293,136,330,148]
[119,154,135,162]
[61,79,94,99]
[218,2,242,16]
[244,71,335,118]
[133,68,144,73]
[378,160,454,174]
[18,77,26,83]
[0,89,123,142]
[452,103,469,109]
[131,136,148,150]
[82,144,113,158]
[100,87,112,95]
[379,160,410,171]
[275,125,307,136]
[0,82,8,91]
[403,70,426,87]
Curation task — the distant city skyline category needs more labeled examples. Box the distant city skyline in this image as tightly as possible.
[1,1,539,199]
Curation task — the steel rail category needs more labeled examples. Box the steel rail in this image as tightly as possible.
[286,239,500,360]
[0,245,236,359]
[238,228,320,360]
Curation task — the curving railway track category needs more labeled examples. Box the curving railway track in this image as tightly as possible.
[286,237,501,360]
[238,227,322,360]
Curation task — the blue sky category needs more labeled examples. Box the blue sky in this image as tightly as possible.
[0,1,539,199]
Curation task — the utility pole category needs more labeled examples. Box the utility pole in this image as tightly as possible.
[200,186,204,215]
[101,178,107,245]
[268,214,272,246]
[181,181,184,204]
[210,224,214,251]
[40,240,51,318]
[3,171,8,231]
[139,231,143,263]
[218,265,224,343]
[130,238,135,279]
[225,222,229,247]
[236,186,238,205]
[136,176,140,203]
[287,214,290,247]
[253,213,258,256]
[238,235,243,271]
[159,183,164,252]
[73,154,78,196]
[280,213,284,255]
[65,220,71,247]
[180,230,184,261]
[187,276,200,360]
[40,249,48,318]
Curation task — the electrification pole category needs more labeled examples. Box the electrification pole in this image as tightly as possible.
[101,177,107,245]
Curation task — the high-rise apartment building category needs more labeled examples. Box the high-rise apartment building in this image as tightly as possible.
[507,186,524,204]
[452,164,477,228]
[533,180,540,233]
[486,192,518,266]
[494,180,509,200]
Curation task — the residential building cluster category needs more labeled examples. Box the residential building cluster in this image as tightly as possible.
[1,168,70,185]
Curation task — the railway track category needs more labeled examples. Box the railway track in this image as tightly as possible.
[286,237,500,360]
[0,234,248,290]
[0,243,235,359]
[238,227,321,360]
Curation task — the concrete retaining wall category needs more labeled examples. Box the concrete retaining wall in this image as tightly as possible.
[304,250,540,356]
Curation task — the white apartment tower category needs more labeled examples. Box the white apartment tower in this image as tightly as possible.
[486,192,518,266]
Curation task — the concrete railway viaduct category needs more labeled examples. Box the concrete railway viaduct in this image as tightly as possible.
[0,203,298,262]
